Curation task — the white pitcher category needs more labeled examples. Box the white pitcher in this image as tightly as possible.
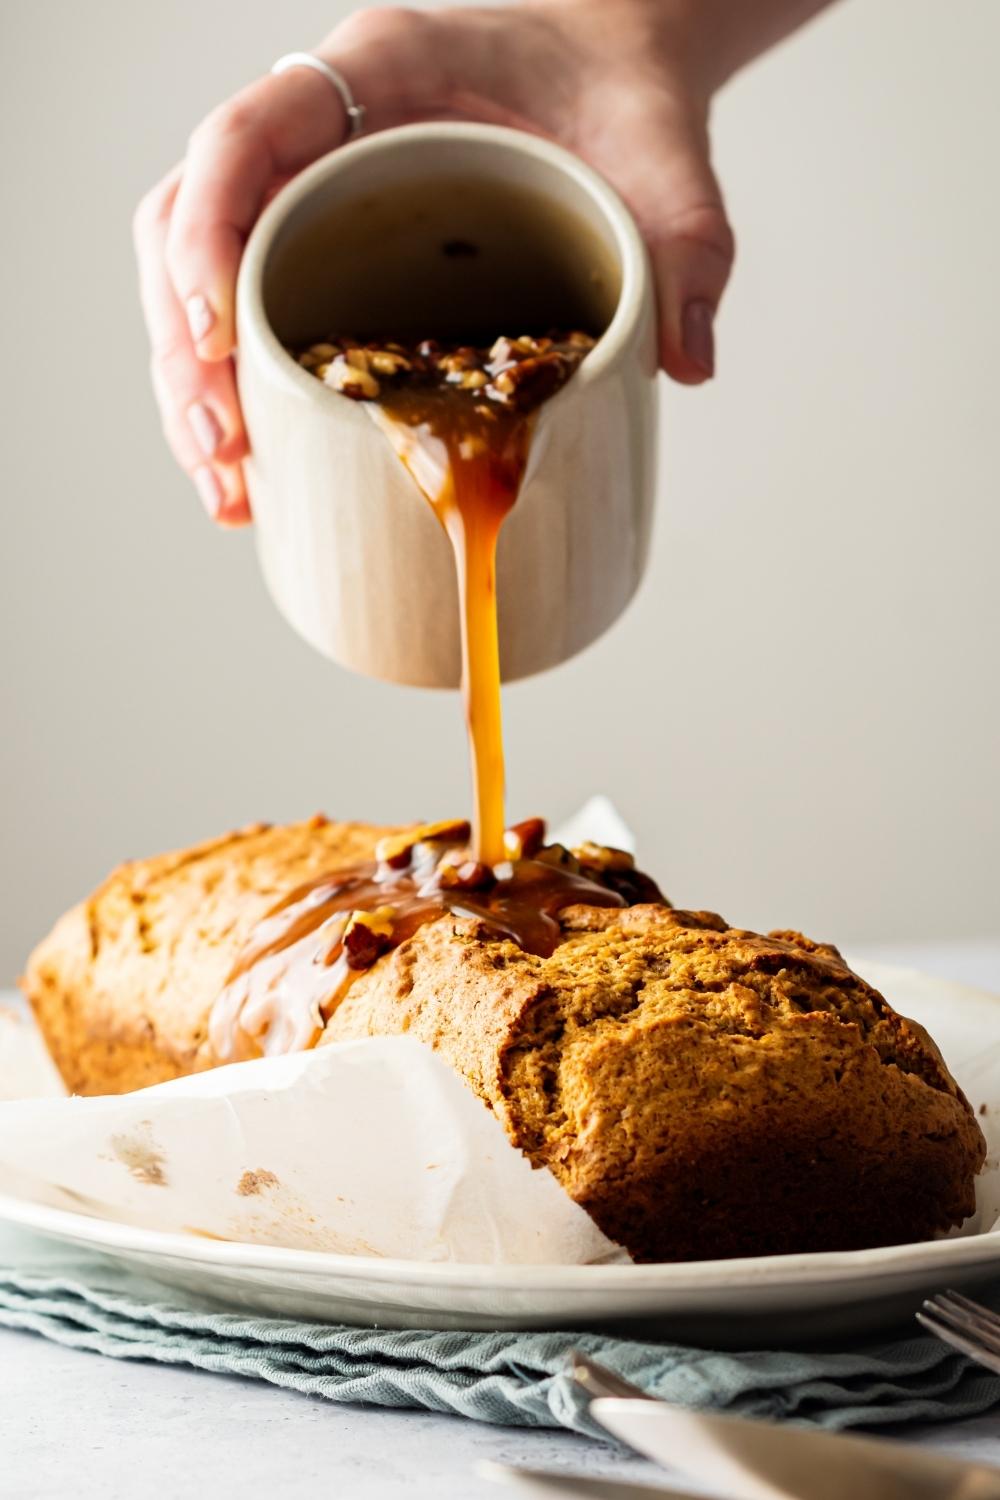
[236,121,658,688]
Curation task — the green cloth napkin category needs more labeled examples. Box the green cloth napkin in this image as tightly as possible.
[1,1227,998,1437]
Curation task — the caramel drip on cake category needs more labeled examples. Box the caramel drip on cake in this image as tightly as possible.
[209,819,665,1063]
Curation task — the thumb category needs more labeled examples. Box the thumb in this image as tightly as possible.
[604,105,735,384]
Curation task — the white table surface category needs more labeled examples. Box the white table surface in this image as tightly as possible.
[2,940,999,1500]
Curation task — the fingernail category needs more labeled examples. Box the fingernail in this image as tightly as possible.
[193,464,223,519]
[186,292,215,345]
[682,299,715,377]
[188,400,222,457]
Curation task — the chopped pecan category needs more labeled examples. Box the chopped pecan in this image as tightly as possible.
[440,350,477,376]
[535,843,581,875]
[370,350,412,377]
[503,817,547,861]
[573,841,635,874]
[571,841,665,904]
[436,858,495,892]
[324,355,380,400]
[342,907,396,969]
[291,331,595,417]
[375,819,471,871]
[492,355,566,412]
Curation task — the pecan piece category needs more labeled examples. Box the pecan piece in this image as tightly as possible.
[503,817,547,861]
[491,354,566,411]
[375,819,471,871]
[535,843,581,874]
[324,354,380,400]
[342,907,396,969]
[370,350,413,377]
[573,841,635,874]
[436,858,495,892]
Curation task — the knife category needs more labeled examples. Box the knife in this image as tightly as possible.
[589,1399,1000,1500]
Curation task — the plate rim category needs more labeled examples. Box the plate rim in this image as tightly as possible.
[2,1188,998,1290]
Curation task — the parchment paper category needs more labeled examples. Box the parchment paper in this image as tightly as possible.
[0,1022,622,1263]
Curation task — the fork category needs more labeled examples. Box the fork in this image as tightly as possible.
[917,1289,1000,1374]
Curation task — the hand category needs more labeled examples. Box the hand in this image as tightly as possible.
[132,1,806,526]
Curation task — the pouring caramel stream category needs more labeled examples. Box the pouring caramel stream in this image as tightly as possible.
[313,331,591,862]
[370,388,532,865]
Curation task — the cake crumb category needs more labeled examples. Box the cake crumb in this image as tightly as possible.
[110,1126,167,1186]
[236,1168,279,1197]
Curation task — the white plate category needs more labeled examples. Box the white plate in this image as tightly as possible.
[3,961,999,1343]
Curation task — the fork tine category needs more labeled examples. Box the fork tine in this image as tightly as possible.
[922,1291,1000,1358]
[939,1289,1000,1332]
[916,1309,1000,1376]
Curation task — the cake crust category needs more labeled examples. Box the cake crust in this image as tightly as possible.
[23,817,396,1095]
[327,902,986,1260]
[22,818,986,1261]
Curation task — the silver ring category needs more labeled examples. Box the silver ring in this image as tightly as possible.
[271,52,366,140]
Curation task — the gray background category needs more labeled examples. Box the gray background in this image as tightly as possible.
[2,0,998,984]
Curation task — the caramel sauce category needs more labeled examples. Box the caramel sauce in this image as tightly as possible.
[208,332,666,1065]
[208,825,663,1064]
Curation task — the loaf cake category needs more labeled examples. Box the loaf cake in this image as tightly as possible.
[22,815,986,1262]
